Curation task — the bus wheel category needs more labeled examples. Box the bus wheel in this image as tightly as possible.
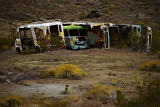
[35,46,41,53]
[16,48,21,54]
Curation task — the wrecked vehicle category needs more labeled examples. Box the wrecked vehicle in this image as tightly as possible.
[86,23,120,49]
[63,22,120,49]
[15,20,152,53]
[141,26,152,52]
[116,24,152,52]
[15,20,64,53]
[63,25,89,50]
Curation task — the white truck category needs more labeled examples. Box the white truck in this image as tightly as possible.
[15,20,64,53]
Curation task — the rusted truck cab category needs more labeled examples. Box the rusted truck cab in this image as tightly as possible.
[63,26,89,50]
[15,21,64,53]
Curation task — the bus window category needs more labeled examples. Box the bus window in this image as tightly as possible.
[79,29,87,36]
[64,30,69,37]
[69,29,79,36]
[50,25,59,35]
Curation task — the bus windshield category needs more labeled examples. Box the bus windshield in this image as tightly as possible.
[69,29,79,36]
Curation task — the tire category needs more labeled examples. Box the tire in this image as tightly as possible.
[35,46,41,53]
[16,48,21,54]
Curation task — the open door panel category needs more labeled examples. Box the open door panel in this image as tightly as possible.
[108,26,120,48]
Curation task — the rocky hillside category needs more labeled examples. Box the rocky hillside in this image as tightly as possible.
[0,0,160,37]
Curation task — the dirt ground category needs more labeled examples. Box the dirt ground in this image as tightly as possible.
[0,49,160,106]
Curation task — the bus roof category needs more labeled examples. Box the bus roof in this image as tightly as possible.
[63,26,84,30]
[17,22,62,31]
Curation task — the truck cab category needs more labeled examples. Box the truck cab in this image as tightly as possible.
[63,26,89,50]
[15,21,64,53]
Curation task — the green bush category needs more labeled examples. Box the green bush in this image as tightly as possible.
[40,33,65,52]
[50,33,65,48]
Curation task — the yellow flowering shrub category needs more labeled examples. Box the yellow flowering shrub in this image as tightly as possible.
[41,64,87,79]
[140,60,160,71]
[0,95,24,107]
[40,68,55,78]
[86,83,121,100]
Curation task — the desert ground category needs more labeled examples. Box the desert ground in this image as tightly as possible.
[0,49,159,106]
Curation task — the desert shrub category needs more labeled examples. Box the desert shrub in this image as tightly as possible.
[116,79,160,107]
[69,17,75,21]
[38,34,51,52]
[48,100,69,107]
[22,47,36,54]
[50,33,65,48]
[27,20,32,23]
[27,90,45,106]
[22,20,32,24]
[0,28,16,51]
[8,28,17,47]
[108,72,116,76]
[20,80,32,86]
[26,91,79,106]
[148,9,155,14]
[78,11,88,20]
[86,84,109,100]
[40,68,55,78]
[0,95,24,107]
[41,64,87,79]
[50,96,80,107]
[117,40,128,49]
[75,4,81,8]
[102,8,109,13]
[0,37,10,50]
[131,76,144,89]
[0,76,6,83]
[40,33,65,52]
[0,37,13,51]
[140,60,160,71]
[0,70,3,75]
[137,20,145,26]
[99,0,108,4]
[86,83,121,100]
[13,63,29,72]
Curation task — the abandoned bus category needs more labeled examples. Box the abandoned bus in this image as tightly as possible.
[63,26,89,50]
[15,21,64,53]
[87,23,120,49]
[116,24,152,52]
